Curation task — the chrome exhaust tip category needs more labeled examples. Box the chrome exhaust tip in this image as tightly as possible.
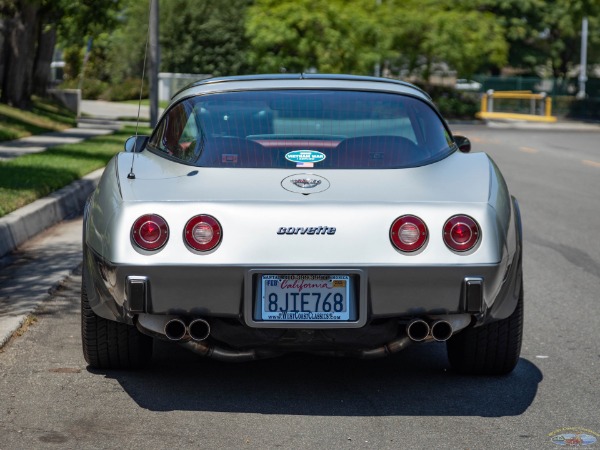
[406,319,430,342]
[189,318,210,342]
[164,318,187,341]
[430,320,453,342]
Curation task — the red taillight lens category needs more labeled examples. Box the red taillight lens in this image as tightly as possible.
[443,215,480,252]
[184,215,222,252]
[131,214,169,251]
[390,215,428,252]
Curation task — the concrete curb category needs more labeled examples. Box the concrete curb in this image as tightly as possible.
[0,316,27,349]
[485,120,600,131]
[448,119,600,131]
[0,168,104,259]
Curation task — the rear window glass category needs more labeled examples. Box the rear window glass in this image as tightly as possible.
[148,90,454,169]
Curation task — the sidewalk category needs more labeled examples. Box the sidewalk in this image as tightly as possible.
[0,100,142,161]
[0,127,115,161]
[0,102,130,258]
[0,217,83,348]
[81,99,150,120]
[0,100,150,348]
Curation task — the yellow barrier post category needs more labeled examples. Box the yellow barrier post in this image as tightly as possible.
[476,90,557,123]
[481,93,488,114]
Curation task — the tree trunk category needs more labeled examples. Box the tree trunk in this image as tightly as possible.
[32,24,56,96]
[0,18,8,89]
[1,2,40,108]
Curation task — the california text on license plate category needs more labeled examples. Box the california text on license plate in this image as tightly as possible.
[260,274,351,321]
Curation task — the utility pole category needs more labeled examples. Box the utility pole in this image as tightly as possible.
[149,0,160,127]
[577,17,588,99]
[374,0,381,77]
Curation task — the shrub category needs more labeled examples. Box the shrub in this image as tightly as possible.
[416,84,480,120]
[566,98,600,121]
[59,78,109,100]
[99,78,149,102]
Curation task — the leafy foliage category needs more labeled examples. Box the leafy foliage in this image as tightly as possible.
[380,0,508,78]
[422,85,480,120]
[2,0,600,110]
[470,0,548,74]
[246,0,381,74]
[56,0,123,48]
[536,0,600,78]
[159,0,252,76]
[102,0,150,84]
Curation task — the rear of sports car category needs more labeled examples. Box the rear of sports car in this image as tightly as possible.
[82,76,523,374]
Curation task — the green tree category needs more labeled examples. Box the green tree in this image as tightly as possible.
[104,0,253,83]
[1,0,41,107]
[383,0,508,79]
[101,0,149,84]
[473,0,600,77]
[469,0,548,74]
[57,0,122,87]
[0,0,121,107]
[536,0,600,78]
[246,0,381,74]
[159,0,253,76]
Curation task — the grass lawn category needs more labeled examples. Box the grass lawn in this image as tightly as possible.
[0,97,77,142]
[0,125,151,218]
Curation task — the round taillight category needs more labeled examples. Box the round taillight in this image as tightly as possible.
[131,214,169,251]
[443,215,480,252]
[184,215,222,252]
[390,215,428,252]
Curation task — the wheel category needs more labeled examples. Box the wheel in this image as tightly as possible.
[447,281,523,375]
[81,269,152,369]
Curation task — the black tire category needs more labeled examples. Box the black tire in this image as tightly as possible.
[81,270,152,369]
[447,281,523,375]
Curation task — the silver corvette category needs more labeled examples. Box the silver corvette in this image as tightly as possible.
[82,74,523,375]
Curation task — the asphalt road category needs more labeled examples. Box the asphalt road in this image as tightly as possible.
[1,124,599,449]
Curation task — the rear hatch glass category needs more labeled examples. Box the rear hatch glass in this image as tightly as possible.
[148,89,454,169]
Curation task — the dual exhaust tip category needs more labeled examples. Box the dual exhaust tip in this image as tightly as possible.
[406,318,453,342]
[166,317,451,343]
[164,318,210,342]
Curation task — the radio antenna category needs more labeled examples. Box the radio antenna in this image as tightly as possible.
[128,0,153,180]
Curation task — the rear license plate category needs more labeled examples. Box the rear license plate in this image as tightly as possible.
[260,274,351,321]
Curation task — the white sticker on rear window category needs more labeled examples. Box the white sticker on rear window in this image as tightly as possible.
[285,150,326,165]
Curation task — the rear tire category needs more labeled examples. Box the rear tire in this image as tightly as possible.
[81,269,152,369]
[447,281,523,375]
